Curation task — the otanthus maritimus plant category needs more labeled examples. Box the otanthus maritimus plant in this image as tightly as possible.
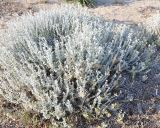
[0,5,154,127]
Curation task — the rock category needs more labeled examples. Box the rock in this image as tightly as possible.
[137,103,143,114]
[156,104,160,113]
[96,0,134,6]
[19,0,47,4]
[48,0,60,3]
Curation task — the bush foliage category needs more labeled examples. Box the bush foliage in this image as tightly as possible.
[0,5,154,127]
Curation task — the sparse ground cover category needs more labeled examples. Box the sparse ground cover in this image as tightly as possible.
[0,0,160,127]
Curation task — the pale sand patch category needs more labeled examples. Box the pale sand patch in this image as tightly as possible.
[91,0,160,24]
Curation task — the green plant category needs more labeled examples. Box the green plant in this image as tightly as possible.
[0,4,154,127]
[66,0,95,7]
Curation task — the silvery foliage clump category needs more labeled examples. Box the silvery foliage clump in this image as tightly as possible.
[0,4,154,127]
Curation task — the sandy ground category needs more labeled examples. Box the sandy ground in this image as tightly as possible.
[92,0,160,24]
